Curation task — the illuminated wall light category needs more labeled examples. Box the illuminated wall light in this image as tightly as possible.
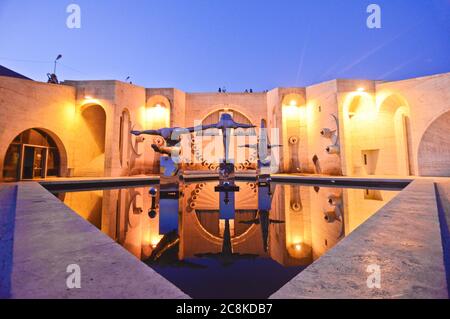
[357,87,365,92]
[294,243,302,251]
[146,104,169,128]
[290,99,298,107]
[283,104,301,119]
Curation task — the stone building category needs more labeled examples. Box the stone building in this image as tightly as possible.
[0,66,449,182]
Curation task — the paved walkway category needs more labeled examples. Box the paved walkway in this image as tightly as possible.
[271,180,449,299]
[0,182,188,299]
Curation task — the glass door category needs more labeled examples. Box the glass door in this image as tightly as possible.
[21,145,48,179]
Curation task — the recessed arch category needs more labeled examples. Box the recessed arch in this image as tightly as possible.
[146,95,171,109]
[342,92,375,120]
[378,93,412,175]
[2,128,67,181]
[201,108,253,125]
[341,91,412,176]
[418,110,450,176]
[75,103,107,176]
[146,95,171,128]
[282,93,306,107]
[377,93,409,115]
[281,93,306,173]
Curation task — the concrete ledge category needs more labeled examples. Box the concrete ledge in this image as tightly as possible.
[271,180,448,299]
[3,182,188,299]
[37,174,414,191]
[38,175,158,191]
[272,174,412,189]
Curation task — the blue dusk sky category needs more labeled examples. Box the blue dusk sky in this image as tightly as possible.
[0,0,449,92]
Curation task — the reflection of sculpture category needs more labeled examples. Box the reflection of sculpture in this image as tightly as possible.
[324,192,345,238]
[200,114,256,216]
[240,120,281,183]
[240,182,284,252]
[131,115,256,247]
[240,210,284,253]
[195,219,258,266]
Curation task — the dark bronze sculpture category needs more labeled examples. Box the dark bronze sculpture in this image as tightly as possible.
[240,120,281,183]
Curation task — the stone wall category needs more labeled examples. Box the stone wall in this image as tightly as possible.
[1,72,449,180]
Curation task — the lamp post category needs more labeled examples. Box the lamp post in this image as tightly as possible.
[54,54,62,75]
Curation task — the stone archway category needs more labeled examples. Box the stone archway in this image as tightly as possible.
[378,94,412,176]
[2,128,67,181]
[74,103,107,176]
[418,110,450,176]
[281,93,307,173]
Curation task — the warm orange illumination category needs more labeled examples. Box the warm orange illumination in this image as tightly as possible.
[283,104,308,122]
[82,97,101,106]
[290,99,297,107]
[357,87,365,92]
[150,236,163,248]
[146,104,170,128]
[294,243,302,251]
[283,105,300,118]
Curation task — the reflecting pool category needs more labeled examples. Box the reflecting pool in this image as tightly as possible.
[51,181,401,299]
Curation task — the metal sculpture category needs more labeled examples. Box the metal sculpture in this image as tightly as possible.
[240,119,281,184]
[131,113,255,234]
[321,114,340,155]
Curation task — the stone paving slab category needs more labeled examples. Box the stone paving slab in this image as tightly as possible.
[271,180,448,299]
[4,182,189,299]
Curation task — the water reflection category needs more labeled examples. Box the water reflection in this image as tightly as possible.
[55,182,399,298]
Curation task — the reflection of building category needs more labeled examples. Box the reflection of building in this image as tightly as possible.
[58,181,399,268]
[1,67,450,181]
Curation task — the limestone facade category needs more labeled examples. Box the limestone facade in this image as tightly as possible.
[0,72,449,181]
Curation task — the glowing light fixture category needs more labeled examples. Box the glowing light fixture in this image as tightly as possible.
[290,99,298,107]
[357,87,365,92]
[146,103,169,128]
[294,243,302,251]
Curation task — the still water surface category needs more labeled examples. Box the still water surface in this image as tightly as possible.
[52,181,400,299]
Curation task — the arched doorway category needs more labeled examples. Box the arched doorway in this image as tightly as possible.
[146,95,171,128]
[378,94,412,176]
[342,92,376,175]
[281,94,306,173]
[418,110,450,176]
[342,92,411,176]
[75,104,107,176]
[2,128,63,181]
